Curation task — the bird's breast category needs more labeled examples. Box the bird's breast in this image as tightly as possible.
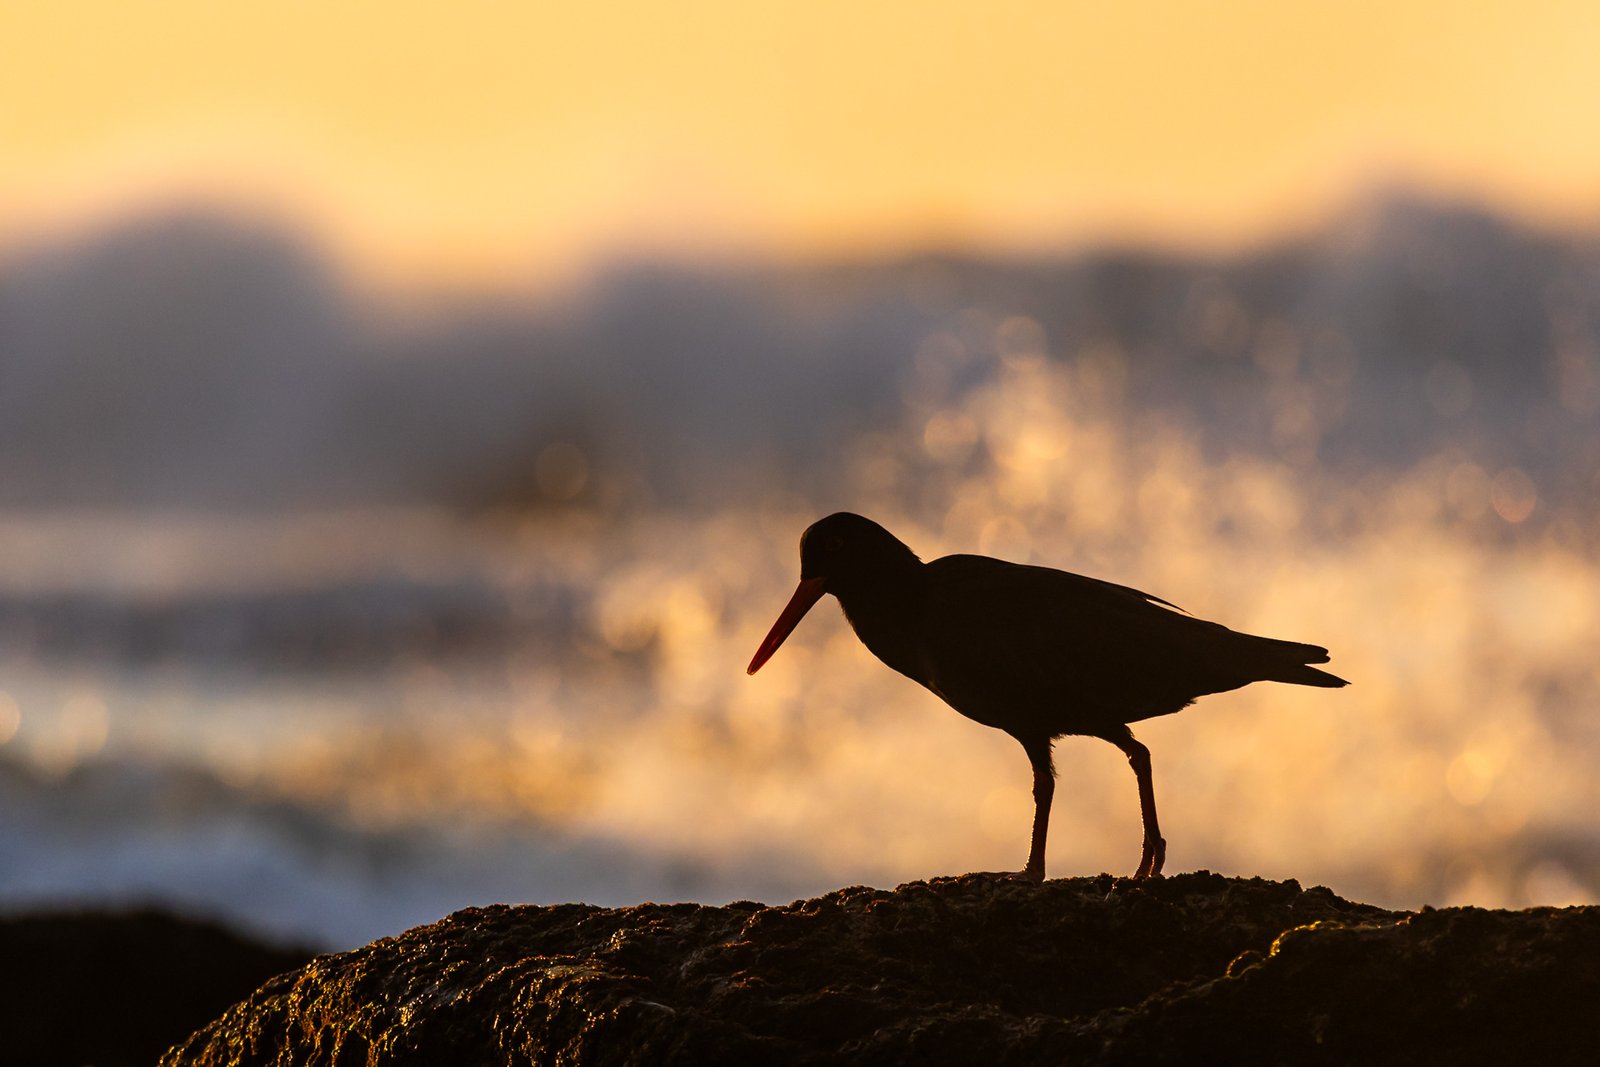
[835,587,933,688]
[836,586,1019,732]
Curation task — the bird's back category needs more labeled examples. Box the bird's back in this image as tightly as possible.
[896,554,1344,738]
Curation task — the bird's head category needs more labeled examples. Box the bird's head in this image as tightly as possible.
[747,512,919,674]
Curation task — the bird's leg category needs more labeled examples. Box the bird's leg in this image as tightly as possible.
[1020,738,1055,883]
[1114,734,1166,879]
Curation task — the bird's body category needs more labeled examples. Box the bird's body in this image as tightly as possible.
[845,551,1343,737]
[747,512,1348,880]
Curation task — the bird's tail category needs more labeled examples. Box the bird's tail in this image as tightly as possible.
[1279,663,1350,688]
[1256,638,1350,688]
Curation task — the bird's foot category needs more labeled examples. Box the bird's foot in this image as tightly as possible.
[1130,836,1167,880]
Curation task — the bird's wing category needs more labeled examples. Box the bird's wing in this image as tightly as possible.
[925,554,1214,642]
[917,555,1246,725]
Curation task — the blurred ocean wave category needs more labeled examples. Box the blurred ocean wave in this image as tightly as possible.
[2,195,1596,512]
[1,194,1598,946]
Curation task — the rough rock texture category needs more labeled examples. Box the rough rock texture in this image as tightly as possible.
[163,873,1599,1065]
[0,908,314,1067]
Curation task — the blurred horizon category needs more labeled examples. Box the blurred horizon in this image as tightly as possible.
[2,187,1598,514]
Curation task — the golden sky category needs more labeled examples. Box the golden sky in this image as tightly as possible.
[5,1,1600,287]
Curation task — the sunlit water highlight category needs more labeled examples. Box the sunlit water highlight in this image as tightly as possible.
[1,340,1595,948]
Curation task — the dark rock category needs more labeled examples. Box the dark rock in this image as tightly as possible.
[162,874,1598,1065]
[0,907,315,1067]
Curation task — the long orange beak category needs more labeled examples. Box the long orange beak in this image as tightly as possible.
[746,577,828,675]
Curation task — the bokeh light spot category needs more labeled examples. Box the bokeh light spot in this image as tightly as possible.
[923,412,978,464]
[535,442,590,501]
[978,516,1032,562]
[0,692,19,745]
[978,785,1031,843]
[1445,748,1500,807]
[1490,468,1536,523]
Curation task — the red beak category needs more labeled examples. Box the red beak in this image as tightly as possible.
[746,577,829,675]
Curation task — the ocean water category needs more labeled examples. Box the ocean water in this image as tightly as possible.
[1,199,1597,948]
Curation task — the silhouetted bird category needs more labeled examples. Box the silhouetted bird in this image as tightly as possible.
[747,512,1348,880]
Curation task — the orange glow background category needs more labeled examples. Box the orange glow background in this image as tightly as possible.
[3,2,1600,946]
[6,1,1600,286]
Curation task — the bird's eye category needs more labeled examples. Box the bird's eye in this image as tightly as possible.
[827,536,845,553]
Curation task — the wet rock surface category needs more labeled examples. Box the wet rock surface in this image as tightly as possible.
[163,873,1598,1065]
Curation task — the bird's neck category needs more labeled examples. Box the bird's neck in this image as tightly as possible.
[831,554,921,605]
